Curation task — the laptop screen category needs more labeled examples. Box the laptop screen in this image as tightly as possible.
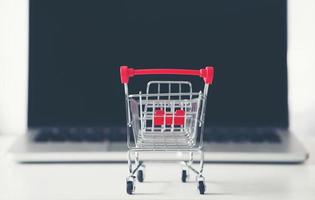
[28,0,288,128]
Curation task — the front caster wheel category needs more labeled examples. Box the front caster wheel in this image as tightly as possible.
[137,170,144,182]
[181,170,188,182]
[198,181,205,194]
[126,181,134,195]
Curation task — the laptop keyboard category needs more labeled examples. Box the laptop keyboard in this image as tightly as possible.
[34,128,126,143]
[34,128,281,143]
[203,129,281,143]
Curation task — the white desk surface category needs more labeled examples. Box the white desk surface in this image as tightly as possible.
[0,135,314,200]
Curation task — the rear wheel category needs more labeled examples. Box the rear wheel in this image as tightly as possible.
[181,170,188,182]
[198,181,205,194]
[137,170,144,182]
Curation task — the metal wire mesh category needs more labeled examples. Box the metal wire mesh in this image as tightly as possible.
[127,81,206,151]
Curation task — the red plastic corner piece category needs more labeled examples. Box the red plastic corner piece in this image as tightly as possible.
[120,66,135,84]
[200,66,214,84]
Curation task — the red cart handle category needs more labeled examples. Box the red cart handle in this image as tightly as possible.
[120,66,214,84]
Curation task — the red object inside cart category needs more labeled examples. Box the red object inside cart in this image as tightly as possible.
[154,109,185,126]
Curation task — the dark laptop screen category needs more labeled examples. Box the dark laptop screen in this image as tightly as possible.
[28,0,288,128]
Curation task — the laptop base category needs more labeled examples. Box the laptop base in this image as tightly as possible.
[9,131,308,164]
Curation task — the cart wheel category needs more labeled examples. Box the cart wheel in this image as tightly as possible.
[137,170,144,182]
[181,170,188,182]
[126,180,134,195]
[198,181,205,194]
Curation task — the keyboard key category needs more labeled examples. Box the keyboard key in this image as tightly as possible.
[50,132,66,142]
[34,132,50,142]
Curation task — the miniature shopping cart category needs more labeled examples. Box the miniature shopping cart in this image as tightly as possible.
[120,66,214,195]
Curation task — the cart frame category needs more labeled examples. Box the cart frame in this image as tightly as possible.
[120,66,214,194]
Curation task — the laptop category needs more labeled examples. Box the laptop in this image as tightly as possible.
[10,0,308,163]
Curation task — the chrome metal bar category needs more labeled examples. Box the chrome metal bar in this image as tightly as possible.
[183,161,199,175]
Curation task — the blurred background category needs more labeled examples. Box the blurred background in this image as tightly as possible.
[0,0,314,136]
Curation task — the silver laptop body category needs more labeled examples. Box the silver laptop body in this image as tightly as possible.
[9,0,308,163]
